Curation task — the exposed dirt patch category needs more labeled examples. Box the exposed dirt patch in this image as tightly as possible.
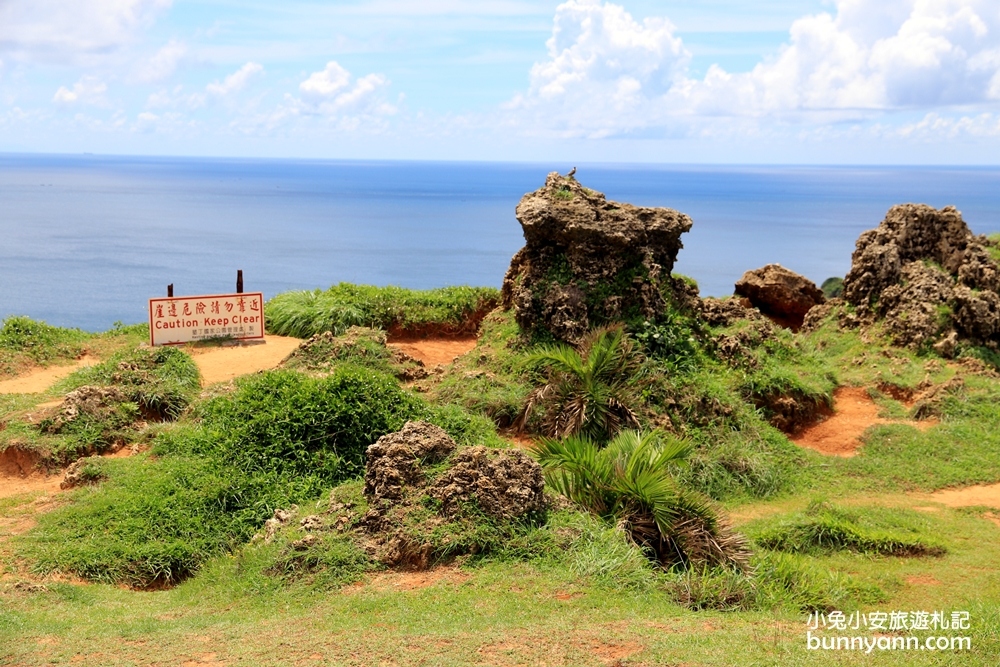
[0,446,42,478]
[791,387,935,457]
[983,512,1000,528]
[386,302,497,340]
[906,575,942,586]
[0,474,62,500]
[180,653,229,667]
[0,355,97,394]
[503,432,538,451]
[367,567,470,592]
[926,483,1000,509]
[386,337,476,368]
[187,335,303,386]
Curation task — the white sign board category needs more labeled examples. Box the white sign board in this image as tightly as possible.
[148,292,265,346]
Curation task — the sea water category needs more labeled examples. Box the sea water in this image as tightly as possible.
[2,154,1000,332]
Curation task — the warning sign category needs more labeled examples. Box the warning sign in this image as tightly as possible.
[148,292,265,346]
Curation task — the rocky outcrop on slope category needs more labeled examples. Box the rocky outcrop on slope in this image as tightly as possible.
[842,204,1000,352]
[734,264,825,330]
[360,421,546,568]
[501,172,694,343]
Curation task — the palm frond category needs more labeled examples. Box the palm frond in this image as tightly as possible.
[534,429,752,571]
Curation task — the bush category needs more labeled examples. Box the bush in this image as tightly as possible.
[265,283,499,338]
[192,367,424,485]
[535,430,751,570]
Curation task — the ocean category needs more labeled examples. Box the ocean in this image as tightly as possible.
[2,154,1000,332]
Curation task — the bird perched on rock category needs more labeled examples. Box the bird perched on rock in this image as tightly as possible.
[567,167,576,179]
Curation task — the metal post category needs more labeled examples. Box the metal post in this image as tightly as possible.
[167,284,174,297]
[236,270,243,294]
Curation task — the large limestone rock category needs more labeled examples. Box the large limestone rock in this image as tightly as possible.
[734,264,825,329]
[501,172,693,343]
[842,204,1000,351]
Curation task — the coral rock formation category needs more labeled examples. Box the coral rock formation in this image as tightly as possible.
[361,421,546,568]
[501,172,693,343]
[734,264,825,330]
[842,204,1000,351]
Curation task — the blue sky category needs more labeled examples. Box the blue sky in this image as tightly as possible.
[1,0,999,163]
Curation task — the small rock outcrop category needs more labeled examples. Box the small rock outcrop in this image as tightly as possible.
[843,204,1000,352]
[734,264,825,330]
[501,172,694,343]
[363,421,456,503]
[360,421,546,569]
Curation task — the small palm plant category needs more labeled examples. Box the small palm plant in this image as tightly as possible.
[535,430,750,570]
[517,326,640,442]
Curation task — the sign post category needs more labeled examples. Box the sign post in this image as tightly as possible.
[148,292,265,346]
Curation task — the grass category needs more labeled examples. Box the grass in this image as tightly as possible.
[0,316,90,378]
[751,501,946,557]
[265,283,499,338]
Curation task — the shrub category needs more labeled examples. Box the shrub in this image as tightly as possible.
[821,277,844,298]
[535,430,751,570]
[193,367,424,485]
[519,326,641,442]
[629,308,702,373]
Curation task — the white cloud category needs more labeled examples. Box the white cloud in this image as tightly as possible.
[134,39,186,83]
[510,0,1000,138]
[296,61,394,116]
[53,77,110,107]
[206,62,264,97]
[0,0,172,64]
[894,111,1000,138]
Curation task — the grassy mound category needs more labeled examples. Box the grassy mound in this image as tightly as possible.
[265,283,499,338]
[59,345,201,420]
[751,501,946,557]
[0,346,201,463]
[281,326,426,379]
[0,316,90,377]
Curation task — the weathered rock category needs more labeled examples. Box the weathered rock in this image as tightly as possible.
[427,446,545,521]
[60,456,105,489]
[700,297,766,328]
[801,298,845,333]
[501,172,693,343]
[734,264,825,330]
[910,377,965,420]
[363,421,455,504]
[842,204,1000,350]
[256,506,298,543]
[42,386,127,434]
[360,422,546,569]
